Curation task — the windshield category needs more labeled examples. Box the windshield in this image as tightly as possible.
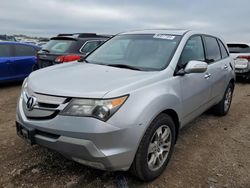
[86,34,181,71]
[41,39,75,53]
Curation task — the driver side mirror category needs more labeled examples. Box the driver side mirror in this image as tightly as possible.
[185,60,208,74]
[176,60,207,75]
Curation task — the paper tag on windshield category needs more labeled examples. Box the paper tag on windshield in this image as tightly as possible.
[153,34,175,40]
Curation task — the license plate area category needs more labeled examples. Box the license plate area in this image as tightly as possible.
[16,122,35,145]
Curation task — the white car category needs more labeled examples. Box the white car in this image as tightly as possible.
[227,43,250,80]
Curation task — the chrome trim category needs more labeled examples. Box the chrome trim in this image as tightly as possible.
[22,89,69,118]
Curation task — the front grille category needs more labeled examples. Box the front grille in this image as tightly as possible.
[22,89,69,120]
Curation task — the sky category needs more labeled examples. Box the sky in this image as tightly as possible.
[1,0,249,42]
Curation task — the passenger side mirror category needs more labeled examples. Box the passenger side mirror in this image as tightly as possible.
[184,60,208,74]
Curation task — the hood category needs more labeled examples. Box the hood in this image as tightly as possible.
[28,62,157,98]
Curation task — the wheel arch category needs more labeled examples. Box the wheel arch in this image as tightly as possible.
[229,78,235,88]
[161,109,180,143]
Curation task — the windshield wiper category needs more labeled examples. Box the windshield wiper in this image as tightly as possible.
[105,64,142,71]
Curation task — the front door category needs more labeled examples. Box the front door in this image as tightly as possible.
[175,35,211,124]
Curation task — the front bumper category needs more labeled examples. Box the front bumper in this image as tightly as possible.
[16,96,143,171]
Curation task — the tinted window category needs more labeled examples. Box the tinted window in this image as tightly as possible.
[42,39,74,53]
[86,34,181,71]
[15,45,36,56]
[0,44,12,57]
[204,36,221,62]
[80,40,102,54]
[179,36,205,67]
[227,43,250,53]
[218,40,229,58]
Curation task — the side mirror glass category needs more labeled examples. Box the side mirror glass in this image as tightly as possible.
[184,60,208,74]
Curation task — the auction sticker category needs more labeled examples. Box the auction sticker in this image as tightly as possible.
[153,34,175,40]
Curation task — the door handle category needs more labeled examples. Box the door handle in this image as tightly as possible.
[224,64,228,69]
[204,73,211,79]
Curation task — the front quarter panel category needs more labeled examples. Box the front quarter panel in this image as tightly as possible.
[106,75,182,150]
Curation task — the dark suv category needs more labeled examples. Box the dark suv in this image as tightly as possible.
[33,33,111,71]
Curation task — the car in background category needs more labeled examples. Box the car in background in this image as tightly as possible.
[0,35,17,42]
[0,42,40,83]
[33,33,111,71]
[37,38,50,47]
[227,43,250,80]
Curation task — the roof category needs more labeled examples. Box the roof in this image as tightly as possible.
[0,41,40,48]
[119,29,189,35]
[54,33,112,40]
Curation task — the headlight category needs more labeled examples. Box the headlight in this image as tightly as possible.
[60,95,128,121]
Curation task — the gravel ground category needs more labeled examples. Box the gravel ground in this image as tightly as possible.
[0,81,249,188]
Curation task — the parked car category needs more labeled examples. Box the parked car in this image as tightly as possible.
[32,33,111,71]
[0,42,40,83]
[16,30,235,181]
[0,34,17,42]
[227,43,250,80]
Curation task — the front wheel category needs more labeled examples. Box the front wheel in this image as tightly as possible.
[213,83,234,116]
[130,114,176,181]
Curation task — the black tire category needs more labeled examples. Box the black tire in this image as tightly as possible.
[213,82,234,116]
[130,114,176,181]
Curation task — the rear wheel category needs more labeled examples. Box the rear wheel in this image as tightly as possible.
[213,83,234,116]
[130,114,176,181]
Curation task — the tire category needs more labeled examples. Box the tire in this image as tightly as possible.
[213,82,234,116]
[130,114,176,181]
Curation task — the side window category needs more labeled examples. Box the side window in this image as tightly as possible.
[204,36,221,62]
[179,36,205,67]
[218,40,229,59]
[80,41,103,54]
[14,45,36,57]
[0,44,12,57]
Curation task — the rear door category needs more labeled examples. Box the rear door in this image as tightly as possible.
[203,36,229,104]
[0,44,14,81]
[176,35,211,123]
[10,44,37,78]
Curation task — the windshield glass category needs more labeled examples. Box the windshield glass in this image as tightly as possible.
[41,39,75,53]
[86,34,181,71]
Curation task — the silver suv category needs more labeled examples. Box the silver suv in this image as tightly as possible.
[16,29,235,181]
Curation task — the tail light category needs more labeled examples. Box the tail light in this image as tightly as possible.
[55,55,81,63]
[237,56,250,62]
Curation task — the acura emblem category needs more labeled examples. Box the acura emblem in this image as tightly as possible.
[26,96,37,111]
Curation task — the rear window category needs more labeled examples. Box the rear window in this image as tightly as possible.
[227,43,250,53]
[42,39,75,53]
